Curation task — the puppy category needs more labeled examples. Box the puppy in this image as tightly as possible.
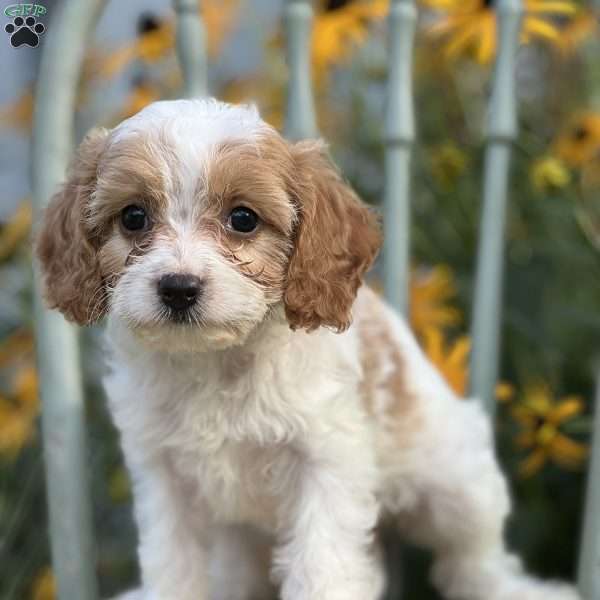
[36,99,579,600]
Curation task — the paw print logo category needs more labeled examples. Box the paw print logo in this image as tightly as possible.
[5,16,45,48]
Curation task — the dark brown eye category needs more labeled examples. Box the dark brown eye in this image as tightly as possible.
[229,206,258,233]
[121,205,149,232]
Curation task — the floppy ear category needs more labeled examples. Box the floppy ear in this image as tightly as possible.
[35,128,110,325]
[284,141,382,332]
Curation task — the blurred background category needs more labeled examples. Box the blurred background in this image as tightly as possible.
[0,0,599,598]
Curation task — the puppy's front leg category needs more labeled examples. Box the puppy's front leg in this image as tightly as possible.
[131,456,210,600]
[273,428,383,600]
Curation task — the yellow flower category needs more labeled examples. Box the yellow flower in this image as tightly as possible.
[15,365,39,414]
[0,397,34,457]
[429,142,468,188]
[410,265,462,338]
[0,201,32,261]
[581,154,600,193]
[511,383,588,477]
[121,81,161,119]
[100,1,239,79]
[0,88,34,131]
[423,0,577,64]
[0,366,39,458]
[312,0,389,82]
[392,273,513,400]
[0,68,97,132]
[530,156,571,193]
[31,567,56,600]
[221,76,286,130]
[422,327,470,395]
[554,112,600,168]
[100,20,174,79]
[203,0,240,56]
[560,11,598,54]
[0,328,34,368]
[0,332,38,458]
[496,381,516,403]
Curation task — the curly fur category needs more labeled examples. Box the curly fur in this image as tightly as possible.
[36,128,110,324]
[36,99,579,600]
[284,141,382,332]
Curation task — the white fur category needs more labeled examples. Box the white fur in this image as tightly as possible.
[104,100,281,353]
[98,100,579,600]
[106,299,579,600]
[111,99,266,148]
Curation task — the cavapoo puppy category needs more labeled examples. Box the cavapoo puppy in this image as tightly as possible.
[36,99,579,600]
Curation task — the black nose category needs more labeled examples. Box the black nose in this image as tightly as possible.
[158,274,202,311]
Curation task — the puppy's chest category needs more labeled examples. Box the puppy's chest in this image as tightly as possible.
[171,437,292,528]
[153,369,305,528]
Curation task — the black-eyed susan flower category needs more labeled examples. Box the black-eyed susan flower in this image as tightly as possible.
[496,381,516,403]
[100,15,175,79]
[410,265,462,339]
[421,326,516,399]
[422,0,577,64]
[0,329,33,368]
[31,567,56,600]
[0,329,38,459]
[530,155,571,193]
[560,10,598,54]
[422,327,470,394]
[554,112,600,167]
[0,201,31,262]
[511,383,588,477]
[121,79,162,119]
[100,2,239,79]
[202,0,240,56]
[0,365,39,458]
[312,0,389,82]
[222,76,286,130]
[0,88,34,132]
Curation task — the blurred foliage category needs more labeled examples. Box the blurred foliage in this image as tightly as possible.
[0,0,599,598]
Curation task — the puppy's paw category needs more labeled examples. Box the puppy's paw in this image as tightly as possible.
[109,589,144,600]
[508,583,580,600]
[432,552,580,600]
[491,581,580,600]
[280,574,383,600]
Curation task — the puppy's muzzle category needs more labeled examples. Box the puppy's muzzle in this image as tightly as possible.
[158,273,203,314]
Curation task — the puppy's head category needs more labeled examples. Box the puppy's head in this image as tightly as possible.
[36,99,380,351]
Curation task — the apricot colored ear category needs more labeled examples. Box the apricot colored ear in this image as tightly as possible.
[36,128,109,324]
[284,141,382,332]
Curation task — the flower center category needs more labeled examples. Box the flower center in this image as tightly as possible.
[572,126,590,141]
[535,422,558,447]
[325,0,349,11]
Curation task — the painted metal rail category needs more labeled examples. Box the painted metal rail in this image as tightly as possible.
[468,0,522,417]
[283,0,317,140]
[174,0,207,98]
[31,2,105,599]
[31,0,597,598]
[383,0,416,317]
[578,369,600,600]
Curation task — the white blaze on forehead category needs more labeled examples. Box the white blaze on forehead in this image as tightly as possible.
[108,98,272,223]
[110,98,269,148]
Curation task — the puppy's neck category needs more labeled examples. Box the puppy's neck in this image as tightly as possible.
[105,303,296,364]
